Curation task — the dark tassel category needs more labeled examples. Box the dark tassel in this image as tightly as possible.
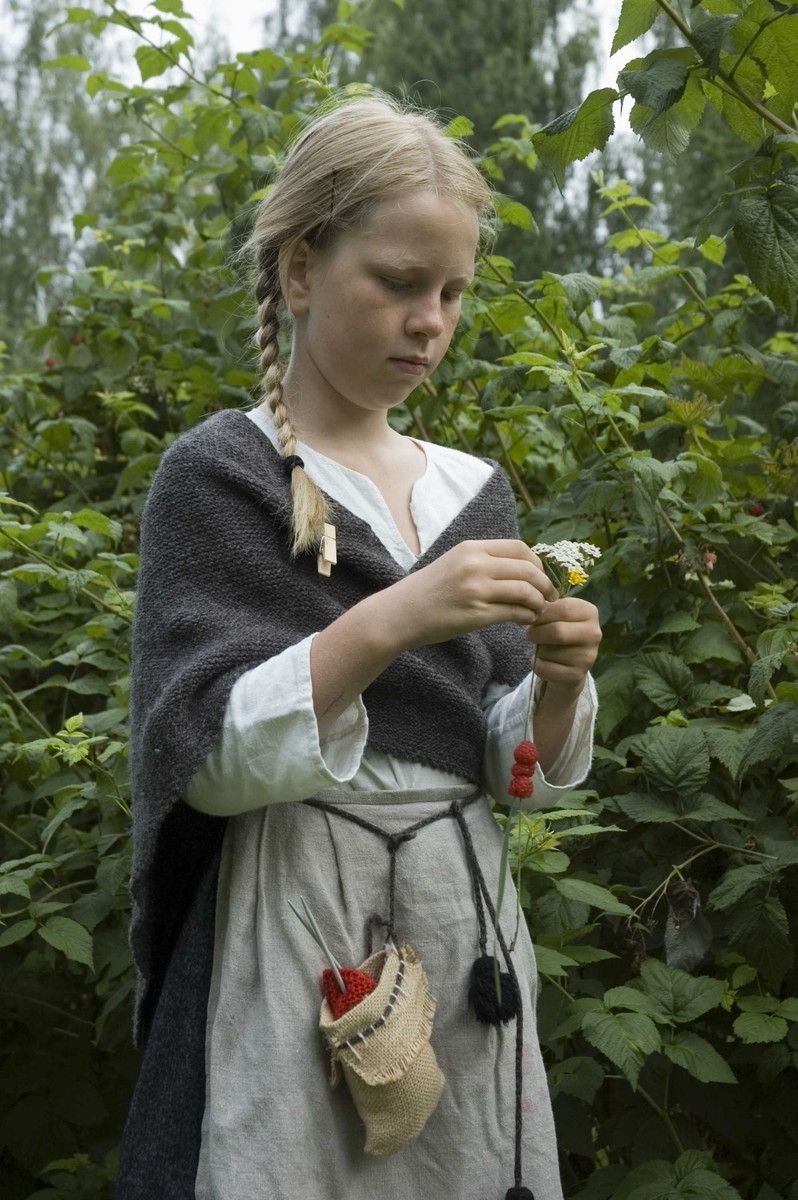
[505,1189,535,1199]
[468,954,521,1026]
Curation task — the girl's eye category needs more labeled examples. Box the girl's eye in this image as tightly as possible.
[382,278,463,302]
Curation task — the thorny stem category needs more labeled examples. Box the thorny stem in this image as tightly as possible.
[618,209,713,319]
[636,1084,685,1156]
[0,671,51,737]
[0,819,38,853]
[2,425,93,505]
[0,991,96,1030]
[672,822,777,861]
[1,878,96,921]
[0,528,128,619]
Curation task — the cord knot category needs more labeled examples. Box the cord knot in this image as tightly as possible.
[386,830,417,854]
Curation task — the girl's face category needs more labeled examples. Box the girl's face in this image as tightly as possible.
[285,189,479,416]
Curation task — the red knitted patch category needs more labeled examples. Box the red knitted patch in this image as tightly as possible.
[322,967,378,1020]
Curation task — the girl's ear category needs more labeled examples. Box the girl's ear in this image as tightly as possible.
[285,238,313,316]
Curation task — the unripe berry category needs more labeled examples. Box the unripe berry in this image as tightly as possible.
[748,502,765,517]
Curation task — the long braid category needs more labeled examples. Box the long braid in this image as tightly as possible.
[254,254,332,561]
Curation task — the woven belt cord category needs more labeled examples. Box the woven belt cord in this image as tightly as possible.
[302,787,529,1195]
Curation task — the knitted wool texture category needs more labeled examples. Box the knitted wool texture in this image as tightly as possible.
[128,408,532,1046]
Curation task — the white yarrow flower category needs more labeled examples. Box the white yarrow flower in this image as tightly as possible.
[531,540,601,574]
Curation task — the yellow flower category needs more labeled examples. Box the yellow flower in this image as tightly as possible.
[568,568,588,585]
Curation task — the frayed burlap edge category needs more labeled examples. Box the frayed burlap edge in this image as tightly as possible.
[319,942,438,1088]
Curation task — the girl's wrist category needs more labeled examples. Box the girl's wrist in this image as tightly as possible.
[534,674,585,707]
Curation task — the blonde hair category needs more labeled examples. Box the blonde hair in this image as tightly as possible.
[235,88,498,563]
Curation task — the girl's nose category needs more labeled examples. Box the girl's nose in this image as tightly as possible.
[406,295,445,340]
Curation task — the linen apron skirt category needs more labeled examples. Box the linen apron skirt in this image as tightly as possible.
[193,782,564,1200]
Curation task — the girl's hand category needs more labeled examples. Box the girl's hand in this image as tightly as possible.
[385,538,559,651]
[525,598,602,691]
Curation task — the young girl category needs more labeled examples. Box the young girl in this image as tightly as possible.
[116,91,601,1200]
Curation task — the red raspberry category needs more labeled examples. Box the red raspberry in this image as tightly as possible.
[513,740,539,767]
[45,357,57,368]
[71,334,82,345]
[748,502,765,517]
[511,762,534,777]
[322,967,378,1021]
[508,776,534,799]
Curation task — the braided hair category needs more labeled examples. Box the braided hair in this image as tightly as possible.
[235,88,498,562]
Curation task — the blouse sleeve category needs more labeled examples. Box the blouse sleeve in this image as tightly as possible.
[480,670,598,811]
[183,633,369,816]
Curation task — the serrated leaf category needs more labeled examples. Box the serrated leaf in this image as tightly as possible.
[595,658,637,738]
[611,0,660,55]
[633,75,706,161]
[728,894,793,989]
[707,864,770,911]
[582,1009,661,1087]
[640,727,710,794]
[733,1011,789,1043]
[634,652,694,710]
[532,88,617,190]
[663,1031,737,1082]
[734,171,798,318]
[0,875,31,899]
[640,958,726,1022]
[554,876,633,915]
[692,14,739,75]
[619,57,688,121]
[0,919,37,947]
[532,944,579,974]
[738,702,798,777]
[37,916,94,968]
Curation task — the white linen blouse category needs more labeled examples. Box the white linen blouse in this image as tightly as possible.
[183,405,598,816]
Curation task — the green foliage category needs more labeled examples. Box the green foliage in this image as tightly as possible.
[532,0,798,318]
[0,2,797,1198]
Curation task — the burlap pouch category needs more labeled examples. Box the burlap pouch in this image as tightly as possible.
[319,941,445,1157]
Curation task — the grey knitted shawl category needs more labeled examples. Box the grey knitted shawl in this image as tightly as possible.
[127,407,532,1046]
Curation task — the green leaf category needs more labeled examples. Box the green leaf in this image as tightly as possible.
[444,115,474,138]
[0,919,36,948]
[663,1031,737,1083]
[733,1011,789,1043]
[699,234,727,265]
[135,44,173,83]
[619,57,688,121]
[707,864,771,911]
[755,17,798,110]
[37,916,94,968]
[681,621,744,665]
[639,958,726,1022]
[595,658,637,738]
[554,876,633,916]
[547,1055,605,1103]
[692,14,739,75]
[633,74,705,162]
[728,895,793,989]
[634,652,694,710]
[0,875,31,899]
[738,702,798,777]
[493,193,535,231]
[41,54,91,70]
[734,172,798,318]
[532,944,579,974]
[532,88,618,190]
[41,794,89,850]
[611,0,660,55]
[640,727,710,794]
[582,1009,661,1087]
